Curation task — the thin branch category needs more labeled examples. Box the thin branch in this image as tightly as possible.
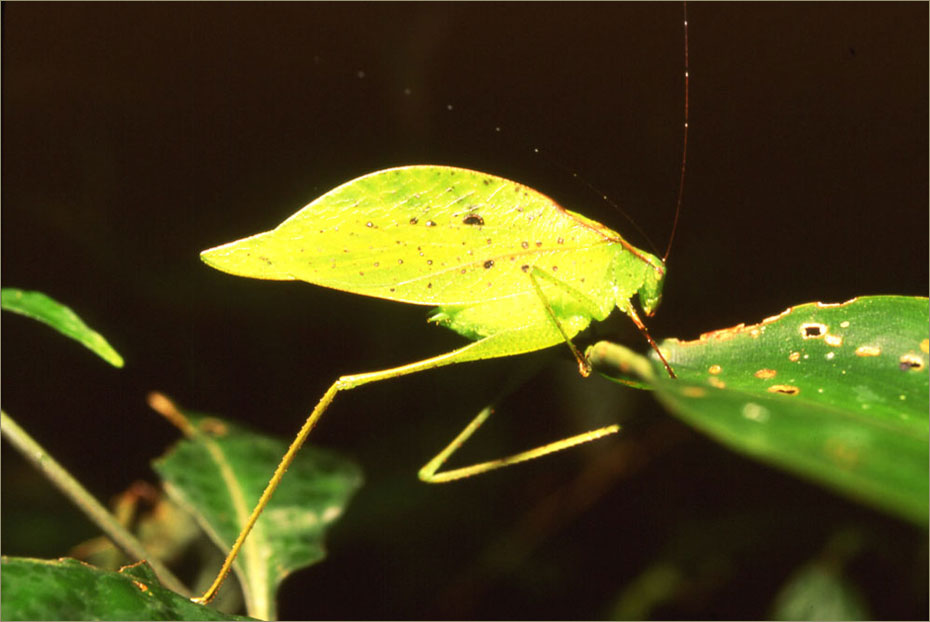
[0,409,190,597]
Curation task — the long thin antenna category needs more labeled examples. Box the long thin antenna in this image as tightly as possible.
[664,2,689,262]
[566,168,661,256]
[501,141,662,258]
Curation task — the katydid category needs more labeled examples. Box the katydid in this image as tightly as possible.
[196,9,689,604]
[197,165,677,603]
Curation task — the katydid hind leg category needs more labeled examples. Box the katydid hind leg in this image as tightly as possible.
[418,403,620,483]
[196,322,572,604]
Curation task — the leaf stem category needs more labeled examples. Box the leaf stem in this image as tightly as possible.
[0,409,190,596]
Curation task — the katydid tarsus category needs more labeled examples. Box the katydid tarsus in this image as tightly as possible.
[195,9,689,606]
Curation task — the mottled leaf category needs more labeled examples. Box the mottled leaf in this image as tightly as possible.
[152,410,363,620]
[590,296,929,524]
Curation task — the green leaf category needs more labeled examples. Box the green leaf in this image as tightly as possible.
[591,296,929,525]
[770,561,869,621]
[0,556,253,621]
[769,528,870,620]
[152,411,363,621]
[1,288,124,367]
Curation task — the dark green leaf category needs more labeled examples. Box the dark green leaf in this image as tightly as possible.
[592,296,929,524]
[1,288,124,367]
[152,411,363,620]
[0,556,253,621]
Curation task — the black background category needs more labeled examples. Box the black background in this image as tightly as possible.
[3,3,927,619]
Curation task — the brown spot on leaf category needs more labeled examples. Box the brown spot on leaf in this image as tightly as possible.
[825,438,860,469]
[463,214,485,226]
[754,368,776,379]
[855,345,881,357]
[789,352,801,362]
[767,384,800,395]
[708,364,722,375]
[899,353,924,371]
[200,418,228,436]
[681,386,707,398]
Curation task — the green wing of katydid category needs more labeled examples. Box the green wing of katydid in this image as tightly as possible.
[200,166,622,306]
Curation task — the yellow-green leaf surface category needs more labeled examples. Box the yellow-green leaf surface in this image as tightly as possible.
[0,557,253,621]
[591,296,929,524]
[1,288,124,367]
[200,165,648,307]
[152,411,362,620]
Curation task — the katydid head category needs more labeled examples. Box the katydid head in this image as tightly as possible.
[637,251,666,317]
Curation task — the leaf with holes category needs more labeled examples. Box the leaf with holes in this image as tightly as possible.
[152,410,363,620]
[590,296,929,524]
